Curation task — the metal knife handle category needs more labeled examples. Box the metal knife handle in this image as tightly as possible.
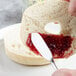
[51,58,58,70]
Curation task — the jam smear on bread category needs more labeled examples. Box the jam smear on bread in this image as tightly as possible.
[65,0,70,2]
[26,33,73,58]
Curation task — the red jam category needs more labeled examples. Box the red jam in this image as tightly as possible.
[65,0,70,2]
[26,33,73,58]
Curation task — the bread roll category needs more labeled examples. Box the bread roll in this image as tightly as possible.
[20,0,76,58]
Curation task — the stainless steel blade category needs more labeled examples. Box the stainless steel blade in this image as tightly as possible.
[31,33,53,61]
[31,33,58,69]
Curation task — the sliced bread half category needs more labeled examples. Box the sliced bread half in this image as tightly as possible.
[4,24,50,65]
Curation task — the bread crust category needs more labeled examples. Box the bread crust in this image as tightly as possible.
[5,48,50,65]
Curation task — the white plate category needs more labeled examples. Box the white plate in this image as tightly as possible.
[0,23,76,76]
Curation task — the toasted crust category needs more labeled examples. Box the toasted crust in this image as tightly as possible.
[4,24,50,65]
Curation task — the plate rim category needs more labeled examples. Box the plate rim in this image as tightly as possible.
[0,23,21,40]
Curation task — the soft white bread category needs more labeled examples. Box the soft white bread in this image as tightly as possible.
[20,0,76,56]
[4,24,50,65]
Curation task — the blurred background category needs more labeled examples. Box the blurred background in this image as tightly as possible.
[0,0,28,29]
[0,0,43,29]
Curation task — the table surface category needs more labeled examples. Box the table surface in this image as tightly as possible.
[0,0,28,29]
